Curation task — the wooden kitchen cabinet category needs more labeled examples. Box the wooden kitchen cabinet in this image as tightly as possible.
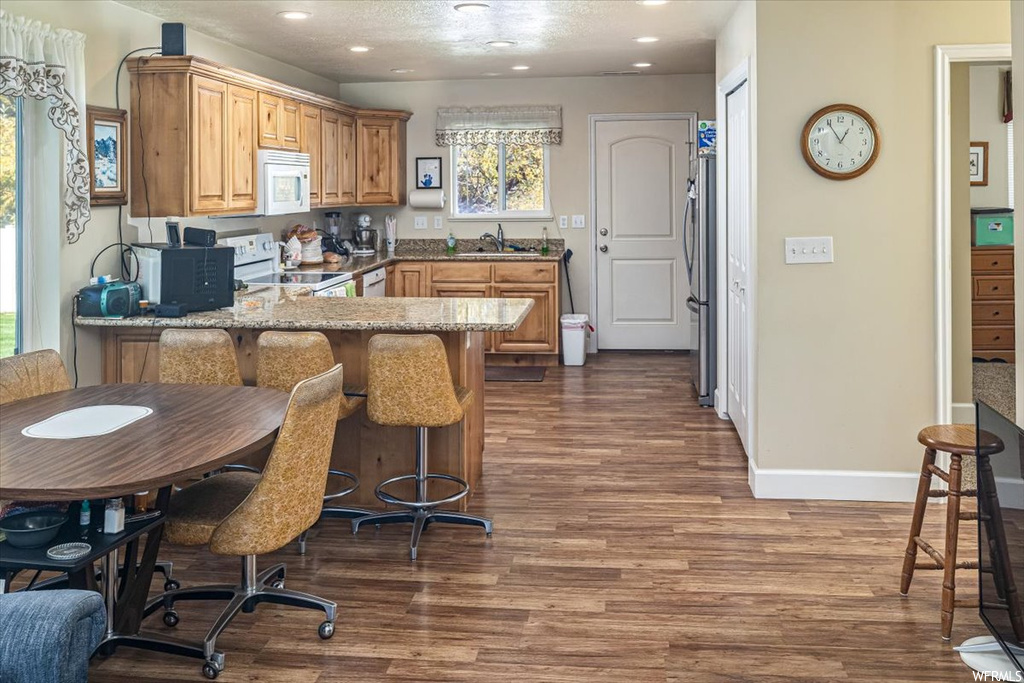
[431,282,490,298]
[299,105,322,206]
[384,264,396,297]
[357,116,406,205]
[490,283,558,353]
[393,263,429,297]
[128,55,410,216]
[258,92,300,150]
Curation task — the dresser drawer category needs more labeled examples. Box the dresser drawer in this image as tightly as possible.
[972,249,1014,273]
[972,302,1014,324]
[972,326,1015,350]
[973,275,1015,300]
[429,262,492,283]
[493,262,557,283]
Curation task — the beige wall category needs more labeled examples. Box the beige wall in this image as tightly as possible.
[970,64,1013,208]
[4,0,341,386]
[1014,0,1024,426]
[753,0,1010,473]
[337,74,717,317]
[715,0,755,84]
[951,64,973,406]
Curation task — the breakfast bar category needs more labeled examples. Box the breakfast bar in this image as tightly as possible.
[75,292,534,510]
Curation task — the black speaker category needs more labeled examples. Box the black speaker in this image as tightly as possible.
[161,23,186,56]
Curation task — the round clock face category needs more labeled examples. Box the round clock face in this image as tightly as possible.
[802,105,879,180]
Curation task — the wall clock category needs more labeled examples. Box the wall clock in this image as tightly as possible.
[801,104,880,180]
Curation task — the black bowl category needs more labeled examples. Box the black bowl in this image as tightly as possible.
[0,511,68,549]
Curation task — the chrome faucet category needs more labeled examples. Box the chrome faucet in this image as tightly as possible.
[480,224,504,252]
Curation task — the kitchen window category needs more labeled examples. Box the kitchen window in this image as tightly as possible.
[452,142,551,219]
[0,93,22,358]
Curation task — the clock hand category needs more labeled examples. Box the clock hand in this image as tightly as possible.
[828,122,842,141]
[840,126,851,143]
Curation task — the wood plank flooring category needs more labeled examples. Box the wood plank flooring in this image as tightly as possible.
[88,353,978,681]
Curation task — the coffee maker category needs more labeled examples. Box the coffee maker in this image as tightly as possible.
[352,213,377,256]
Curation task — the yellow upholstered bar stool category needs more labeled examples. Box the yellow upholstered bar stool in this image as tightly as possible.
[0,349,71,405]
[899,424,1005,640]
[153,365,344,679]
[352,334,492,560]
[256,330,371,554]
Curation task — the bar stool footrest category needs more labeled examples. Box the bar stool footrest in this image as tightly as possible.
[323,469,360,501]
[375,473,470,510]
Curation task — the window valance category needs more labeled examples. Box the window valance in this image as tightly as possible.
[436,105,562,146]
[0,10,89,243]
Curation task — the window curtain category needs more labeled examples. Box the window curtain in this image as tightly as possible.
[436,105,562,146]
[0,10,89,244]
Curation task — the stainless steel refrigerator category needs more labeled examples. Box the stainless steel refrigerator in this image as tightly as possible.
[685,152,716,407]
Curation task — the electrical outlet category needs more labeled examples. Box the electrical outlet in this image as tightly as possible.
[559,215,568,229]
[572,215,585,229]
[784,236,834,264]
[414,216,428,230]
[434,216,443,230]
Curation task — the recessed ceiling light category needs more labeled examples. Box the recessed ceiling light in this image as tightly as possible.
[634,36,660,43]
[454,2,490,12]
[487,40,517,48]
[349,46,371,53]
[481,72,501,77]
[633,62,653,68]
[637,0,669,5]
[391,68,414,74]
[277,11,311,20]
[511,65,530,71]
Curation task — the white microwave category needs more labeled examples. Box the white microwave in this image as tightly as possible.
[257,149,310,216]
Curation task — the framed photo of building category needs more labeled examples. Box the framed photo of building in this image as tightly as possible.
[87,106,127,206]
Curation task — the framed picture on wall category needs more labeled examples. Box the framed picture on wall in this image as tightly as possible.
[969,141,989,187]
[87,106,127,206]
[416,157,442,189]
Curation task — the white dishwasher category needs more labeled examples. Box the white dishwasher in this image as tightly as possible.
[361,267,387,297]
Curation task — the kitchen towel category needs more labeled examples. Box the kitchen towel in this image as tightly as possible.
[408,189,446,209]
[22,405,153,439]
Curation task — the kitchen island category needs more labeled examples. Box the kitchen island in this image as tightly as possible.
[76,291,534,510]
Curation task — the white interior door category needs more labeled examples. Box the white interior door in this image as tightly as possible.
[595,118,692,350]
[725,81,751,452]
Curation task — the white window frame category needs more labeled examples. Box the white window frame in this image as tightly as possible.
[449,143,552,221]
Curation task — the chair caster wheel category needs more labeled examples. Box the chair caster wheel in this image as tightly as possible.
[271,579,285,589]
[164,579,180,591]
[318,620,335,640]
[202,661,220,679]
[162,610,179,627]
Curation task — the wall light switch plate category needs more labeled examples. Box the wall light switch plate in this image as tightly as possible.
[434,216,443,230]
[784,236,834,264]
[559,215,568,229]
[572,215,585,229]
[414,216,428,230]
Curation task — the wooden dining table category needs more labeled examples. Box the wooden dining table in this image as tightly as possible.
[0,383,289,661]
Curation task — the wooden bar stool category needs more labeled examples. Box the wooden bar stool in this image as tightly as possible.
[900,424,1004,640]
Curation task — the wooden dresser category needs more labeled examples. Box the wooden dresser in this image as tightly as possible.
[971,246,1015,363]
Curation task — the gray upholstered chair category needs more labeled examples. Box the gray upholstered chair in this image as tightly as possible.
[352,334,492,560]
[153,364,345,679]
[0,589,105,683]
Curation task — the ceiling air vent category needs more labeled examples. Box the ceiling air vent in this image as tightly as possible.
[600,70,641,76]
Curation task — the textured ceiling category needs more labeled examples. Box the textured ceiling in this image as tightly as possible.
[114,0,735,83]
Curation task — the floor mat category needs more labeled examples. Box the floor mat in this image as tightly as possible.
[485,366,547,382]
[973,361,1015,421]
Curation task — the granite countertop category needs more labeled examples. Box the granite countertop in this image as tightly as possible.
[305,238,563,279]
[75,286,534,332]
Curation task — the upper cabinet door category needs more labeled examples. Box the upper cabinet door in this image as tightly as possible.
[227,85,258,211]
[190,75,229,213]
[356,117,403,205]
[321,108,342,206]
[258,92,301,150]
[300,104,322,207]
[340,113,356,205]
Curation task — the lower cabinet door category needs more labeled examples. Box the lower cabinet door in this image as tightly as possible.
[490,284,557,353]
[393,264,428,297]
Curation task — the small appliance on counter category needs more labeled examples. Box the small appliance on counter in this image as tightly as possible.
[220,232,354,297]
[77,281,143,318]
[133,242,235,311]
[353,213,377,256]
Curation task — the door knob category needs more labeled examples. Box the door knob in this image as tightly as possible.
[599,245,608,253]
[599,228,608,236]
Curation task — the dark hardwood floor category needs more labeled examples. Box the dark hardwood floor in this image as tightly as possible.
[88,353,977,681]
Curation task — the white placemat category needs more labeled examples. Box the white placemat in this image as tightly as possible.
[22,405,154,439]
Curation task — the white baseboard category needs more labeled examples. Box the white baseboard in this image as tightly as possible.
[747,458,919,502]
[952,402,975,424]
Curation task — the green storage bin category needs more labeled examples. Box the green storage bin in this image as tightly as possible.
[974,212,1014,246]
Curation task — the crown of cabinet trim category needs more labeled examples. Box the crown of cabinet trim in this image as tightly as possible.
[128,55,411,121]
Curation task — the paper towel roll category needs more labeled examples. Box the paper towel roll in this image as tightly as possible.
[408,189,447,209]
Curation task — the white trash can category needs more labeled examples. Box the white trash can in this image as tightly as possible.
[560,314,589,366]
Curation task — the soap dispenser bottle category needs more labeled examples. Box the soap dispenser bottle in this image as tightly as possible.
[446,231,457,255]
[541,226,549,256]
